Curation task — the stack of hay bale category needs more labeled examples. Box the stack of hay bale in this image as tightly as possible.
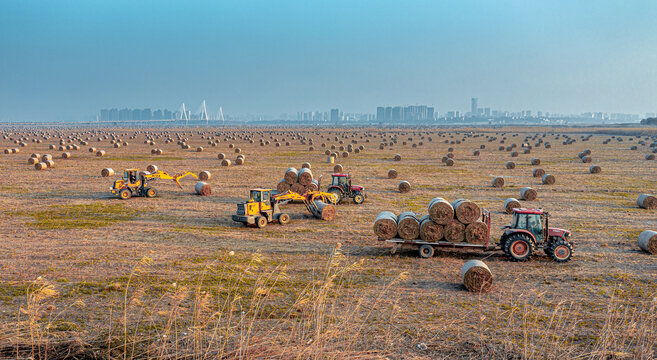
[276,165,318,194]
[374,197,488,245]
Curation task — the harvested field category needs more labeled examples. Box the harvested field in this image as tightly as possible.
[1,126,657,359]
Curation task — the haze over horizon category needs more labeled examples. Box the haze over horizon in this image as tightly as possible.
[1,0,656,122]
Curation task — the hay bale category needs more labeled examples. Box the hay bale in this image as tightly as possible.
[235,148,241,153]
[221,159,232,166]
[589,165,601,173]
[96,150,105,157]
[492,177,504,188]
[374,211,398,239]
[646,154,655,160]
[45,160,55,168]
[394,154,402,161]
[291,183,305,194]
[314,200,336,221]
[235,157,244,165]
[638,230,657,254]
[531,158,540,165]
[397,212,420,240]
[195,182,212,196]
[297,168,313,186]
[398,180,411,193]
[582,156,592,163]
[218,153,226,160]
[89,147,96,153]
[444,220,466,243]
[147,164,158,173]
[334,164,343,173]
[461,260,493,293]
[465,221,488,244]
[30,153,41,160]
[284,167,299,184]
[419,215,444,242]
[428,197,454,225]
[61,152,71,159]
[542,174,555,185]
[302,162,312,169]
[276,179,291,193]
[198,171,211,181]
[307,179,319,192]
[533,168,545,177]
[35,162,48,170]
[520,187,537,201]
[504,198,521,214]
[637,194,657,209]
[42,154,52,161]
[101,168,114,177]
[452,199,481,224]
[197,146,204,152]
[387,169,398,179]
[445,158,454,166]
[473,150,480,156]
[505,161,516,169]
[27,157,39,165]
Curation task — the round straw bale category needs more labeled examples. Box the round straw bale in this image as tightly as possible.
[307,179,319,192]
[198,171,211,181]
[96,150,105,157]
[221,159,231,166]
[465,221,488,244]
[28,157,39,164]
[284,167,299,184]
[419,215,444,242]
[473,150,480,156]
[638,230,657,254]
[646,154,655,160]
[146,164,158,173]
[45,160,55,168]
[314,200,336,221]
[504,198,521,214]
[444,220,466,243]
[197,146,204,152]
[235,157,244,165]
[387,169,398,179]
[428,197,454,225]
[276,179,291,193]
[61,152,71,159]
[506,161,516,169]
[397,212,420,240]
[452,199,481,224]
[637,194,657,209]
[520,187,537,201]
[492,177,504,188]
[531,158,540,165]
[582,156,592,163]
[42,154,52,161]
[302,162,312,169]
[445,158,454,166]
[334,164,343,173]
[533,168,545,177]
[542,174,555,185]
[194,182,212,196]
[394,154,401,161]
[35,162,48,170]
[374,211,398,239]
[297,168,313,186]
[461,260,493,292]
[101,168,114,177]
[30,153,41,159]
[218,153,226,160]
[398,180,411,193]
[89,147,96,152]
[589,165,601,173]
[290,183,305,194]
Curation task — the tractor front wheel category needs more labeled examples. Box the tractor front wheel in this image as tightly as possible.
[418,244,434,259]
[504,234,534,261]
[256,216,267,228]
[353,192,365,204]
[119,189,131,200]
[550,240,573,263]
[278,213,290,225]
[145,188,157,198]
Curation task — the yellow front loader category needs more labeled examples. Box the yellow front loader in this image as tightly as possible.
[110,169,198,199]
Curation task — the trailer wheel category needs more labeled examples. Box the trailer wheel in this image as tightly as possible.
[256,216,267,228]
[418,245,434,258]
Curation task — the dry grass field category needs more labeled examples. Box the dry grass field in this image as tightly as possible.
[1,126,656,359]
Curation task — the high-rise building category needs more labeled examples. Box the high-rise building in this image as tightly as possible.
[471,98,478,115]
[330,109,339,122]
[376,107,385,122]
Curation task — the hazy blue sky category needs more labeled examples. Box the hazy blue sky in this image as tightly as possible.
[1,0,656,121]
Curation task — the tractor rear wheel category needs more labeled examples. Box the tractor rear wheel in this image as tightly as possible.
[256,216,267,228]
[353,192,364,204]
[550,240,573,263]
[418,244,434,258]
[278,213,290,225]
[119,189,131,200]
[504,234,534,261]
[329,189,342,204]
[145,188,157,198]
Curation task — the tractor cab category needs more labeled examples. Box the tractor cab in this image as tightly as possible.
[327,173,366,204]
[501,208,573,262]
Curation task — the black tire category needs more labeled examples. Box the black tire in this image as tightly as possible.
[504,233,534,261]
[256,216,267,228]
[119,189,131,200]
[278,213,290,225]
[418,244,434,258]
[145,187,157,198]
[353,192,365,204]
[550,240,573,263]
[329,189,342,204]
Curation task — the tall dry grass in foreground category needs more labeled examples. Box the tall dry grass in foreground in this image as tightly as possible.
[1,244,656,359]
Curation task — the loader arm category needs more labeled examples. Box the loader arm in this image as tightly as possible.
[144,171,198,188]
[271,190,337,219]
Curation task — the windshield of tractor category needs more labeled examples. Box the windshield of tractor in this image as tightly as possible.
[333,176,347,186]
[527,214,543,242]
[514,213,527,229]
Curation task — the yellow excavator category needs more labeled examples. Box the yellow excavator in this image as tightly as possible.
[110,169,198,199]
[232,189,337,227]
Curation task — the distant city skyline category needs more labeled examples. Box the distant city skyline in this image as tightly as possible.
[1,1,656,122]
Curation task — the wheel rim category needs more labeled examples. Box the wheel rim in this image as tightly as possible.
[420,247,431,256]
[148,190,155,197]
[553,245,570,260]
[355,195,363,203]
[511,241,529,256]
[121,191,129,199]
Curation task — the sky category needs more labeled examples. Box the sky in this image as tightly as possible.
[0,0,656,122]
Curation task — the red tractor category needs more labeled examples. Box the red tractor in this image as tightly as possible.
[326,173,366,204]
[500,208,573,262]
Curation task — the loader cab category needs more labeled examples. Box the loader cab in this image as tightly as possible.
[250,189,271,205]
[124,169,140,185]
[246,189,272,215]
[510,208,547,243]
